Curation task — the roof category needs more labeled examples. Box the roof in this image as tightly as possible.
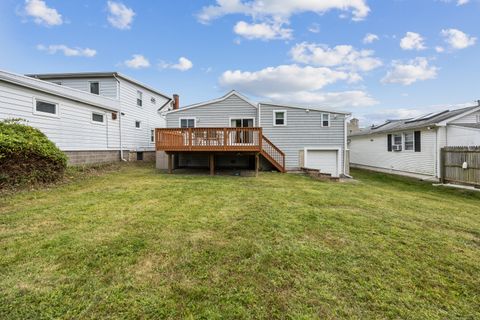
[27,71,172,101]
[0,69,119,112]
[259,102,351,115]
[350,105,480,137]
[166,90,257,114]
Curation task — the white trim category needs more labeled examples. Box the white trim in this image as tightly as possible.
[228,117,256,127]
[32,97,59,118]
[273,110,287,126]
[259,102,351,115]
[321,113,330,127]
[166,90,257,114]
[304,147,342,177]
[91,111,106,125]
[179,117,196,128]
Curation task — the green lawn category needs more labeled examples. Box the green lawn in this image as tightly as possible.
[1,164,479,319]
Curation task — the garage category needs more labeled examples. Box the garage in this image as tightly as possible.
[304,148,340,177]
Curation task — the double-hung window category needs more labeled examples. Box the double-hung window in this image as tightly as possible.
[274,110,286,126]
[321,113,330,127]
[137,91,143,107]
[90,82,100,95]
[180,118,195,128]
[404,132,414,151]
[393,134,402,146]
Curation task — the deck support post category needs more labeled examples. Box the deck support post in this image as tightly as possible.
[255,152,260,177]
[209,153,215,176]
[168,153,173,174]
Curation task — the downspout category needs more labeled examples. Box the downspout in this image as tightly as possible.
[113,74,126,161]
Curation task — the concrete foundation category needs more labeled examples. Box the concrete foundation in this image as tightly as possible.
[65,150,155,166]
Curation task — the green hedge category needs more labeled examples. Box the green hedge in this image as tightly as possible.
[0,119,67,188]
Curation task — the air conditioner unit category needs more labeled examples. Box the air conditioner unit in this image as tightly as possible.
[392,145,402,151]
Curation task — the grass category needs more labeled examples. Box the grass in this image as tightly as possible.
[1,164,479,319]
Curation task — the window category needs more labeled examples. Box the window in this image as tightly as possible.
[150,129,155,143]
[274,111,286,126]
[404,132,414,151]
[180,118,195,128]
[92,112,105,123]
[393,134,402,146]
[321,113,330,127]
[135,120,141,128]
[137,91,143,107]
[476,114,480,123]
[90,82,99,95]
[151,97,156,104]
[35,100,57,115]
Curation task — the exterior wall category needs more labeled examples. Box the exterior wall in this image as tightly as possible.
[446,126,480,146]
[118,78,168,152]
[166,94,257,128]
[0,80,121,152]
[450,110,480,124]
[65,150,120,165]
[42,77,118,99]
[349,128,437,177]
[260,104,346,172]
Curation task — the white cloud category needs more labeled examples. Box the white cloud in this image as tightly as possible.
[382,57,438,85]
[363,33,379,44]
[308,23,320,34]
[197,0,370,23]
[159,57,193,71]
[233,21,292,40]
[219,64,357,96]
[124,54,150,69]
[37,44,96,57]
[24,0,63,26]
[441,28,476,49]
[107,1,135,30]
[440,0,470,5]
[400,32,426,50]
[265,90,378,108]
[435,46,445,53]
[290,42,382,72]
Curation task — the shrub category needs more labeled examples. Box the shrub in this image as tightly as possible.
[0,119,67,188]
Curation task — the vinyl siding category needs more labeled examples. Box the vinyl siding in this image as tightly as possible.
[0,80,120,151]
[349,129,437,177]
[118,78,168,151]
[450,110,480,124]
[260,104,346,171]
[43,78,118,99]
[166,95,257,128]
[446,126,480,146]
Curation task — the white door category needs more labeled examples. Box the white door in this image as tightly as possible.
[306,150,339,177]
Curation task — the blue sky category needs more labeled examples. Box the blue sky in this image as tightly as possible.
[0,0,479,124]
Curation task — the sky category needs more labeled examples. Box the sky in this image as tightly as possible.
[0,0,479,125]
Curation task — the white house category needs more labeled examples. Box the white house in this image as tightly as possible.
[157,91,351,177]
[0,70,172,164]
[349,105,480,180]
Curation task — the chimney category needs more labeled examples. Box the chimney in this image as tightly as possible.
[173,94,179,110]
[348,118,360,134]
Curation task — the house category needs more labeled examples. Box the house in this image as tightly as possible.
[348,105,480,180]
[0,70,172,164]
[155,91,351,177]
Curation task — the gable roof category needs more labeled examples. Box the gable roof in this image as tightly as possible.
[0,69,119,112]
[259,102,351,115]
[27,71,172,101]
[350,105,480,137]
[165,90,257,114]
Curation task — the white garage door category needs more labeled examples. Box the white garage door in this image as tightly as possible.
[305,149,339,177]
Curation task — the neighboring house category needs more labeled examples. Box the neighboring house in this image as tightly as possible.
[0,70,172,164]
[349,105,480,180]
[156,91,350,177]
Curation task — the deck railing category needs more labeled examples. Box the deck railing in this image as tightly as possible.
[156,127,263,152]
[261,135,286,172]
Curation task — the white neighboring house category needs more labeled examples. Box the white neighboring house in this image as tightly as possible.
[0,70,172,164]
[349,105,480,180]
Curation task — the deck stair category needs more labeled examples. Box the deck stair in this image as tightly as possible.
[260,135,286,173]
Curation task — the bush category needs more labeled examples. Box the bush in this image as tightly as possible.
[0,119,67,188]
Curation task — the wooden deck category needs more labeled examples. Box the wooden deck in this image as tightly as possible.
[156,128,286,173]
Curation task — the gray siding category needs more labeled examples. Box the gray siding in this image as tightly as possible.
[44,78,118,99]
[260,103,346,171]
[166,94,257,128]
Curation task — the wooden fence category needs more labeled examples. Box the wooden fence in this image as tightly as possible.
[441,146,480,187]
